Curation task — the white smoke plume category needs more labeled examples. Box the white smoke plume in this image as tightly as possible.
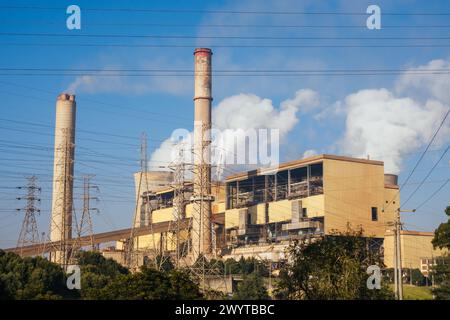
[396,58,450,104]
[149,89,320,176]
[338,88,449,174]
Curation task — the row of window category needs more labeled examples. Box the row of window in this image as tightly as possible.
[226,163,324,209]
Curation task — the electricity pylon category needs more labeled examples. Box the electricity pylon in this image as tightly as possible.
[70,175,99,262]
[16,176,41,256]
[187,123,226,292]
[169,143,187,268]
[125,132,148,271]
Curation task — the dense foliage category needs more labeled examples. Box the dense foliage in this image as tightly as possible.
[431,256,450,300]
[223,257,270,277]
[384,268,427,286]
[201,257,269,277]
[0,250,77,300]
[432,206,450,299]
[232,273,270,300]
[275,229,394,300]
[432,206,450,250]
[93,266,202,300]
[75,251,129,299]
[0,250,202,300]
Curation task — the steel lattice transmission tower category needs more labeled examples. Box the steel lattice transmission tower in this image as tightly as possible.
[16,176,41,256]
[70,175,99,262]
[169,143,187,268]
[124,132,148,270]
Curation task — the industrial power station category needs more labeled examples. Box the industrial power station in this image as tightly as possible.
[5,48,447,293]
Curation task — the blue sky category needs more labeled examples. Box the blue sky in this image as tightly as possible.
[0,0,449,248]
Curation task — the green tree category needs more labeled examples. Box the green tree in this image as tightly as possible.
[432,206,450,250]
[233,273,270,300]
[431,256,450,300]
[409,268,427,286]
[74,251,128,300]
[0,250,76,300]
[431,206,450,299]
[275,229,394,300]
[95,266,202,300]
[224,257,269,277]
[144,255,175,272]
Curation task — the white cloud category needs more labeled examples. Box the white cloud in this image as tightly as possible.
[303,149,318,158]
[314,100,345,121]
[396,58,450,103]
[66,72,191,96]
[338,88,449,174]
[149,89,319,174]
[213,89,317,133]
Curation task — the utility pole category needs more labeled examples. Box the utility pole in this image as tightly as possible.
[410,265,412,286]
[390,208,415,300]
[16,176,41,256]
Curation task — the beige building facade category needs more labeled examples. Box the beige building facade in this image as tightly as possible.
[108,154,445,274]
[224,154,398,245]
[384,230,447,270]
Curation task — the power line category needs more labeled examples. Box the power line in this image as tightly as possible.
[3,67,450,73]
[4,21,450,29]
[399,109,450,191]
[1,6,450,16]
[415,179,450,211]
[2,72,450,77]
[384,107,450,212]
[5,32,450,40]
[0,80,192,123]
[3,43,450,49]
[401,145,450,208]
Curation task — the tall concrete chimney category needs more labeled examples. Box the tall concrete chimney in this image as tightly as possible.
[191,48,214,260]
[50,93,76,265]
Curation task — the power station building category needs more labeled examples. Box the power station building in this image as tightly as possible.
[29,48,442,276]
[115,154,406,266]
[224,154,398,242]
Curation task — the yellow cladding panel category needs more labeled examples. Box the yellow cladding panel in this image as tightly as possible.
[152,202,223,224]
[268,196,325,223]
[225,208,240,229]
[186,203,193,218]
[152,207,175,223]
[253,203,266,224]
[133,230,190,251]
[301,195,325,218]
[213,202,226,214]
[383,187,399,224]
[269,199,291,223]
[212,183,226,202]
[225,204,264,228]
[384,231,448,269]
[135,233,162,250]
[225,196,326,226]
[323,159,390,237]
